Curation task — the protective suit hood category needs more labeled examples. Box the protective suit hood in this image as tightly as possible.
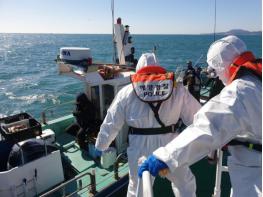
[207,35,247,84]
[136,53,159,72]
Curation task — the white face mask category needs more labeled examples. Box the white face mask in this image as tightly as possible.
[207,55,229,85]
[207,65,228,84]
[216,67,229,85]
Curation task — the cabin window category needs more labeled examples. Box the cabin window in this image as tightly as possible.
[91,86,101,120]
[102,85,115,117]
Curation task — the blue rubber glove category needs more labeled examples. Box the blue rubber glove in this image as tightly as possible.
[138,155,168,178]
[94,148,102,157]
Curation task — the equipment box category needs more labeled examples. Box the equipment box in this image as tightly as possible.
[0,113,42,142]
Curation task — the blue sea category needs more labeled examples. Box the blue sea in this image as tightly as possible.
[0,34,261,120]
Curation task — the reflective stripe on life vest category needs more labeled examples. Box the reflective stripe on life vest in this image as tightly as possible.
[229,51,262,83]
[131,65,174,103]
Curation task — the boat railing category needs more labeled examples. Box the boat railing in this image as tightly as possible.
[39,169,96,197]
[141,171,153,197]
[39,154,129,197]
[212,149,229,197]
[135,171,153,197]
[41,100,75,124]
[114,153,128,180]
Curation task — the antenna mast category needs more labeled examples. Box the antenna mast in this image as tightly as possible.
[111,0,117,64]
[213,0,217,41]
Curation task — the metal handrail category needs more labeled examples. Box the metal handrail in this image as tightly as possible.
[94,160,129,188]
[142,171,153,197]
[212,149,229,197]
[136,171,153,197]
[40,169,96,197]
[114,153,127,180]
[41,100,75,124]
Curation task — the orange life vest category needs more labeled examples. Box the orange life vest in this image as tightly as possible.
[229,51,262,83]
[130,65,175,127]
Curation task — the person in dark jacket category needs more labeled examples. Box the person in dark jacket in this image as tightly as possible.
[183,61,200,101]
[65,93,100,149]
[206,76,225,99]
[8,139,57,169]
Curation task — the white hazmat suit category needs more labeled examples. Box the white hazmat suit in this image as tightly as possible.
[153,36,262,197]
[95,53,201,197]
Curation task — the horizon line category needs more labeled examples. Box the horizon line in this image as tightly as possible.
[0,31,262,36]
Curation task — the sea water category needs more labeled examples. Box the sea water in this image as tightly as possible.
[0,34,261,119]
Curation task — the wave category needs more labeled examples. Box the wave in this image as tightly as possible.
[8,93,59,105]
[4,92,15,97]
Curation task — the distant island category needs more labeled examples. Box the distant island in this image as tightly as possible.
[210,29,262,36]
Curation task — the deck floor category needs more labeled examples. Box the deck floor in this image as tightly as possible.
[55,132,129,196]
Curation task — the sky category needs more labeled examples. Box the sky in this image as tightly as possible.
[0,0,261,34]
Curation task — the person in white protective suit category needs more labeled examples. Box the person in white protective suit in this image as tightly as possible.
[138,35,262,197]
[95,53,201,197]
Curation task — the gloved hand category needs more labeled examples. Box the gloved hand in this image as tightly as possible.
[138,155,168,178]
[94,148,102,157]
